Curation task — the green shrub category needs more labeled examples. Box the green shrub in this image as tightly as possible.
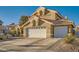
[9,30,17,37]
[64,33,75,43]
[0,35,7,40]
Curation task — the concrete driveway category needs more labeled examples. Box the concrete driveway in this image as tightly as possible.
[0,38,60,52]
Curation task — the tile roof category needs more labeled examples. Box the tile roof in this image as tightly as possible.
[39,16,73,26]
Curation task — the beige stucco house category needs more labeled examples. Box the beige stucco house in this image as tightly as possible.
[19,7,75,38]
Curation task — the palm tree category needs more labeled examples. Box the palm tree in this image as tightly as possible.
[19,16,29,26]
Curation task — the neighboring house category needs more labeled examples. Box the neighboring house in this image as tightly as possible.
[0,24,20,36]
[19,7,75,38]
[6,23,18,36]
[0,25,4,34]
[0,25,9,35]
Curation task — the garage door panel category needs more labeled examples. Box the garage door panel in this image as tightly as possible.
[54,26,68,38]
[28,28,46,38]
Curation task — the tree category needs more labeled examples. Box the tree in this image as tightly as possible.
[19,16,29,26]
[0,20,3,25]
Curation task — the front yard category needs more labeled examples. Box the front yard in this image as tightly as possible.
[0,36,79,52]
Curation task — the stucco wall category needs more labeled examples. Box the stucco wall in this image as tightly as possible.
[41,22,51,38]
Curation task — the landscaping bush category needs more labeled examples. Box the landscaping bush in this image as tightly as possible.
[9,30,17,37]
[64,33,76,43]
[0,34,7,40]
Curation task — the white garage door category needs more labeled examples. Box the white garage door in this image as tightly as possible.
[28,28,46,38]
[54,26,68,38]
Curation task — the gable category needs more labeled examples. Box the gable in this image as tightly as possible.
[32,7,63,20]
[21,15,51,28]
[30,16,45,27]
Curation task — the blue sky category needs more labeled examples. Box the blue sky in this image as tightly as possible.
[0,6,79,25]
